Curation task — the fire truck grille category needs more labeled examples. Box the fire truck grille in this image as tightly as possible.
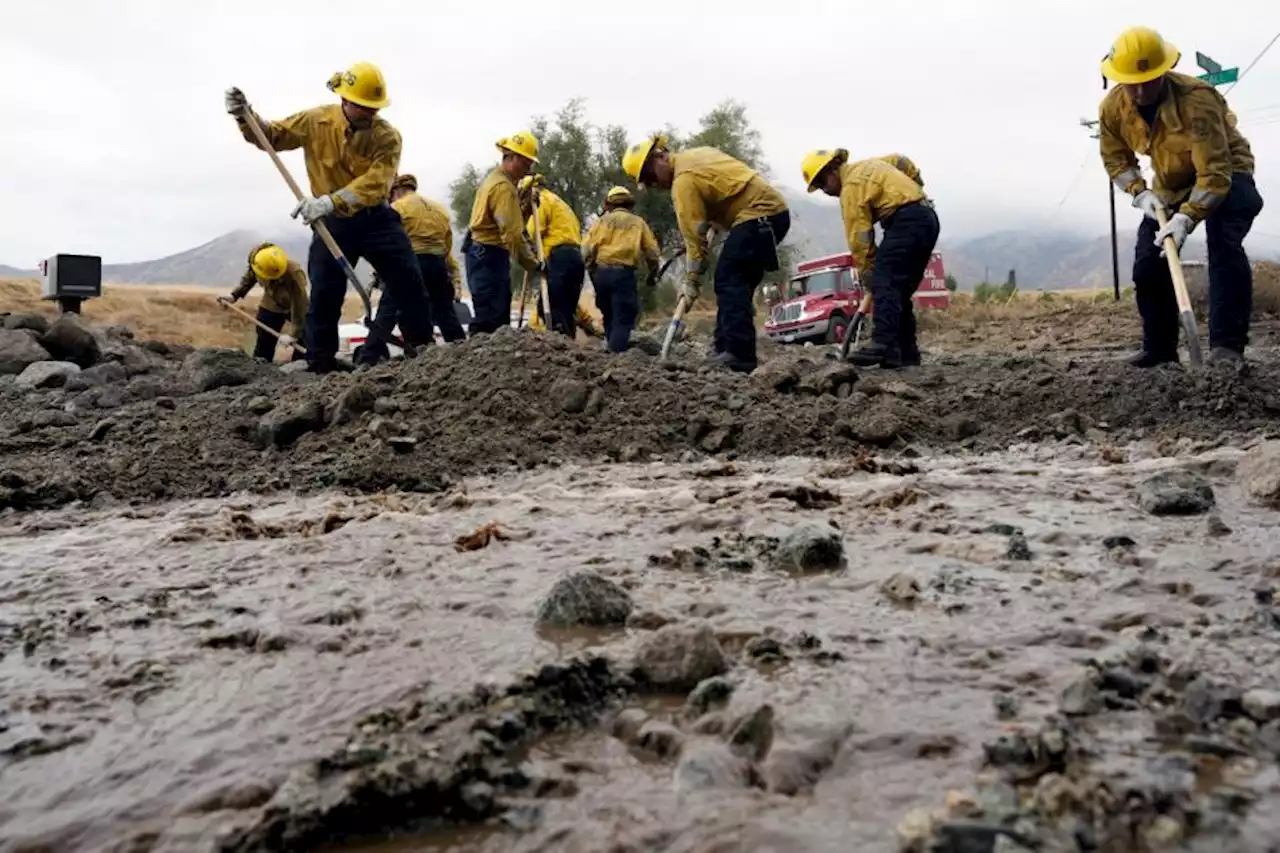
[773,304,802,323]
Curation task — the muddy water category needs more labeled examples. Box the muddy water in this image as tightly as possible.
[3,443,1280,851]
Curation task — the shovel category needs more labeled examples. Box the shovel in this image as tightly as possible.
[1154,207,1204,367]
[237,102,414,357]
[516,271,530,329]
[217,296,307,355]
[530,197,553,333]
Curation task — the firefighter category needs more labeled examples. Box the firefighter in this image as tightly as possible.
[581,186,661,352]
[465,132,541,335]
[622,135,789,373]
[225,63,432,374]
[527,299,602,340]
[359,174,466,363]
[1099,26,1263,365]
[228,243,308,362]
[519,175,585,338]
[800,149,938,368]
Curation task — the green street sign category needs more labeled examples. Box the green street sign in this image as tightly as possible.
[1197,67,1239,86]
[1195,51,1222,74]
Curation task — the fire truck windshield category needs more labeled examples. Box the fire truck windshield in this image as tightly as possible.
[793,269,843,297]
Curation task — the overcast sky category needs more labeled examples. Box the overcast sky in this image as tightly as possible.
[3,0,1278,265]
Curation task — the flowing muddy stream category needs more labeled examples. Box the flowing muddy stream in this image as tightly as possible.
[3,443,1280,852]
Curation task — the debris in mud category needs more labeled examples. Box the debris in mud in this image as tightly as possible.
[1238,441,1280,508]
[535,571,634,628]
[326,382,377,426]
[864,486,926,510]
[632,622,728,692]
[1135,469,1216,516]
[454,521,515,552]
[768,521,846,574]
[1006,531,1033,561]
[255,399,325,449]
[765,483,841,509]
[880,571,922,604]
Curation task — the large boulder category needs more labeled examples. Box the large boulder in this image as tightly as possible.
[15,361,81,390]
[632,623,728,692]
[179,348,259,393]
[1239,442,1280,509]
[1135,470,1215,516]
[39,314,101,368]
[769,523,847,574]
[3,313,51,334]
[535,571,634,629]
[0,329,51,376]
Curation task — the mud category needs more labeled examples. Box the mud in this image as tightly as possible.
[4,441,1280,851]
[3,325,1280,513]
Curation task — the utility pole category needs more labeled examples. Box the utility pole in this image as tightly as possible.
[1081,111,1120,299]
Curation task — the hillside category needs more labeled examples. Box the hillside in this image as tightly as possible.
[5,200,1278,291]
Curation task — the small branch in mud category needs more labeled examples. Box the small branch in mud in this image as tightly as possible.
[454,522,529,552]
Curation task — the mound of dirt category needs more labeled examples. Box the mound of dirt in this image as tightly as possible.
[2,327,1279,512]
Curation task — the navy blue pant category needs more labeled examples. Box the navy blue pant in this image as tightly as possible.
[360,254,466,363]
[714,211,791,365]
[253,308,303,362]
[540,245,586,337]
[306,204,430,371]
[593,266,638,353]
[867,202,940,356]
[1133,173,1264,356]
[466,241,512,336]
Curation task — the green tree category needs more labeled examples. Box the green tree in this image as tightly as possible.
[944,273,958,292]
[448,164,484,233]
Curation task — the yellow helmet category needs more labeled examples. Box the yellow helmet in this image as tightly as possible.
[1101,27,1179,84]
[251,245,289,280]
[605,186,634,205]
[622,134,669,183]
[800,148,847,192]
[497,131,540,164]
[326,61,390,109]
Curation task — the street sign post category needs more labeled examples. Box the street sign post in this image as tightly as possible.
[1197,67,1239,86]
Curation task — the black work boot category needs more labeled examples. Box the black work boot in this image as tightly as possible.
[900,346,922,367]
[705,352,757,374]
[848,342,903,369]
[1209,346,1243,364]
[1126,350,1179,368]
[308,353,339,375]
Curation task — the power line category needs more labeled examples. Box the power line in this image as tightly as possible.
[1224,30,1280,95]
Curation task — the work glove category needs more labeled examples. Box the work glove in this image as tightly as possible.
[1154,212,1194,257]
[1132,190,1164,221]
[225,87,248,117]
[278,333,295,347]
[291,195,335,225]
[680,275,701,307]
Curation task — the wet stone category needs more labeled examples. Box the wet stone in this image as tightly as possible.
[632,622,728,692]
[327,383,377,425]
[3,312,50,334]
[1238,441,1280,508]
[1242,689,1280,723]
[15,361,80,389]
[728,704,775,762]
[673,741,754,793]
[1135,469,1215,516]
[0,329,52,375]
[880,571,921,603]
[1059,669,1103,717]
[685,676,735,718]
[1180,677,1244,726]
[635,720,684,760]
[994,694,1021,721]
[1206,514,1232,537]
[769,522,846,574]
[550,379,591,414]
[625,610,671,631]
[255,400,325,449]
[534,571,633,628]
[1006,532,1032,561]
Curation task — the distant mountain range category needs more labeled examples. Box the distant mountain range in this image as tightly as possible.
[4,191,1277,291]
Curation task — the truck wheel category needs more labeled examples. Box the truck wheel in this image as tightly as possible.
[826,315,850,345]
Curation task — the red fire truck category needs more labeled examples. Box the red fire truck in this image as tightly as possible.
[762,251,950,347]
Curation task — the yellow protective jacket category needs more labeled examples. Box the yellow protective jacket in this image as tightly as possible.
[670,147,787,277]
[240,105,401,217]
[392,192,461,289]
[231,241,309,329]
[582,209,661,277]
[526,189,582,253]
[528,300,599,336]
[879,153,924,187]
[469,167,538,270]
[1099,71,1254,222]
[838,159,927,279]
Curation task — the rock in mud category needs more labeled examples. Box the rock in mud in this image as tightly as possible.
[327,382,377,426]
[1059,668,1103,716]
[535,571,633,628]
[1242,689,1280,723]
[1135,469,1215,516]
[1206,514,1232,537]
[80,361,129,386]
[1179,677,1243,726]
[632,623,728,692]
[761,726,850,796]
[728,704,775,761]
[550,378,591,414]
[673,741,755,793]
[1006,531,1032,561]
[769,522,846,574]
[38,314,100,367]
[851,409,906,445]
[797,362,858,396]
[2,312,50,334]
[1238,441,1280,508]
[943,413,981,440]
[611,708,649,744]
[881,571,921,603]
[626,610,672,631]
[636,720,685,759]
[0,329,51,375]
[685,676,735,718]
[15,361,80,389]
[179,348,259,392]
[255,400,325,449]
[896,808,939,853]
[752,360,800,393]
